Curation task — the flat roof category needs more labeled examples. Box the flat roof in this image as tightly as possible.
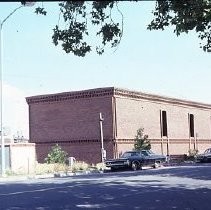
[26,87,211,110]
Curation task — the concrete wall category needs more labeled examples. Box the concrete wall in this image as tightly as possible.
[9,143,36,174]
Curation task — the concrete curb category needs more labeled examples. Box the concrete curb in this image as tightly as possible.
[0,170,104,182]
[0,162,197,182]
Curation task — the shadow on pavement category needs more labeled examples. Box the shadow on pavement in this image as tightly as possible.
[0,164,211,209]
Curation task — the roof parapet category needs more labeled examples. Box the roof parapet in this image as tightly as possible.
[26,87,211,110]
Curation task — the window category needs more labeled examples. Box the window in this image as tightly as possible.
[121,152,139,158]
[189,114,194,137]
[160,110,168,137]
[141,151,148,156]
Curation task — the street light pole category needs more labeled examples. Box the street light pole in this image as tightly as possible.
[0,19,4,176]
[0,3,35,176]
[99,113,106,163]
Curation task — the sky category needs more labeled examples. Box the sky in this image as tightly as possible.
[0,1,211,138]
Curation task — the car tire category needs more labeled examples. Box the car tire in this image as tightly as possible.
[203,157,208,163]
[153,161,161,169]
[131,161,139,171]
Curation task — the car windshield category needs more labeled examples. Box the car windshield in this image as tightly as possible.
[121,152,140,158]
[204,148,211,154]
[141,150,154,156]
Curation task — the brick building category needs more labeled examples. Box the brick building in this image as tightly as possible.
[26,87,211,164]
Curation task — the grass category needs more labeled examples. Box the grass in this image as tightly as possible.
[2,161,106,177]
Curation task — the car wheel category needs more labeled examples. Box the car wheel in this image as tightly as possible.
[153,161,161,169]
[203,157,208,163]
[153,163,158,169]
[131,161,139,171]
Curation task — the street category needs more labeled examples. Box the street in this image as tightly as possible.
[0,164,211,210]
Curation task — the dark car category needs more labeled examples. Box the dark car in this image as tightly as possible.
[196,148,211,163]
[105,150,166,171]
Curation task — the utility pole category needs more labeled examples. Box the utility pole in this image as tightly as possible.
[99,113,106,163]
[0,19,4,176]
[0,2,35,176]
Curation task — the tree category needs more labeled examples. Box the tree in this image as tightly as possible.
[20,0,211,56]
[134,128,151,151]
[148,0,211,53]
[45,144,68,164]
[33,1,123,57]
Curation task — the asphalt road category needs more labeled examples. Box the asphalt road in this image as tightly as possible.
[0,164,211,210]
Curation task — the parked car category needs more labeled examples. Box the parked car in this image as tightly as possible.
[196,148,211,163]
[105,150,166,171]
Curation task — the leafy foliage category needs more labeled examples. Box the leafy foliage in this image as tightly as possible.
[134,128,151,151]
[36,1,122,57]
[188,149,199,159]
[52,1,122,57]
[35,7,47,16]
[45,144,68,164]
[21,1,211,56]
[148,0,211,52]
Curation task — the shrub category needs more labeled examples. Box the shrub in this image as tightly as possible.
[188,149,199,160]
[95,162,106,171]
[5,169,17,176]
[35,163,55,174]
[45,144,68,164]
[71,161,89,172]
[134,128,151,150]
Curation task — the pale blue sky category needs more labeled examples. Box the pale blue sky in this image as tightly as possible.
[1,1,211,137]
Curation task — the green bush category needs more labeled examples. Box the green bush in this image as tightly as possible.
[95,162,106,171]
[188,149,199,160]
[134,128,151,150]
[71,161,89,172]
[45,144,68,164]
[35,163,55,174]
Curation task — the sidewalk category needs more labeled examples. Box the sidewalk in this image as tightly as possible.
[0,175,31,182]
[0,162,197,182]
[0,169,104,182]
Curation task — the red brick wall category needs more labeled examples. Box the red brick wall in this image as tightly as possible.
[115,96,211,155]
[115,97,211,140]
[29,96,114,163]
[29,96,113,142]
[36,140,114,164]
[27,88,211,163]
[114,139,211,158]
